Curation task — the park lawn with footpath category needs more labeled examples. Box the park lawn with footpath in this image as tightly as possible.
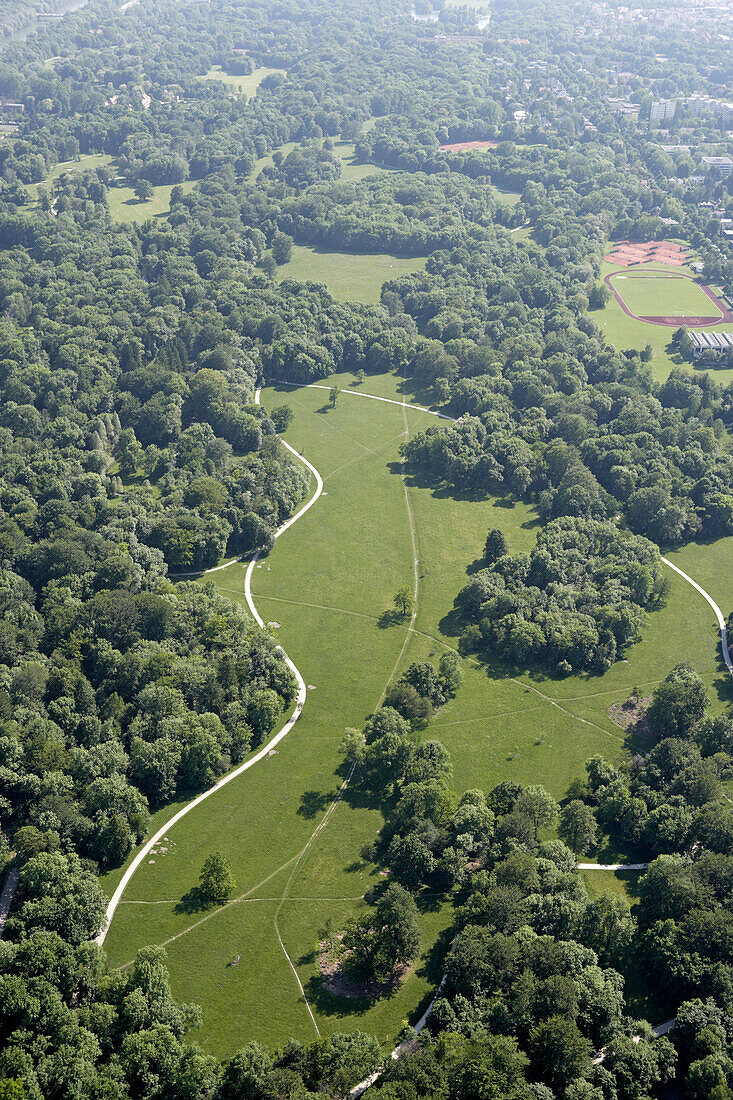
[23,152,113,200]
[23,153,196,222]
[594,257,733,384]
[665,536,733,641]
[101,372,729,1054]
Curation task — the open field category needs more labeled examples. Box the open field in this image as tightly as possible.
[609,271,723,320]
[199,65,282,98]
[106,178,196,222]
[24,153,196,222]
[278,245,426,304]
[580,868,641,902]
[594,259,733,384]
[24,152,113,200]
[101,372,729,1054]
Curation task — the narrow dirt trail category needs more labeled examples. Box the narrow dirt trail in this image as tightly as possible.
[261,386,421,1031]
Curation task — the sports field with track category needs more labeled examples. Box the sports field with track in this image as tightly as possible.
[610,272,722,318]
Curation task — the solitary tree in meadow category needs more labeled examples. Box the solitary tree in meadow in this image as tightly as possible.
[393,586,414,620]
[134,178,154,202]
[199,852,235,904]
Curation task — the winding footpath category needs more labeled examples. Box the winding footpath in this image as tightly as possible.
[661,556,733,674]
[93,378,732,1086]
[95,389,322,947]
[274,379,733,679]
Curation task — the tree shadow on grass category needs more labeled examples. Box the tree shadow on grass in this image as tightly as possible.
[298,788,339,818]
[303,972,375,1019]
[415,919,454,988]
[414,885,446,916]
[378,608,408,628]
[713,663,733,706]
[174,886,214,915]
[465,556,487,577]
[437,606,464,640]
[387,461,489,504]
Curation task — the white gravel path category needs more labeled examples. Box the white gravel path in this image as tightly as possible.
[94,388,323,946]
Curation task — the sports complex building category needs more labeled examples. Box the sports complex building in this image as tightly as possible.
[690,331,733,359]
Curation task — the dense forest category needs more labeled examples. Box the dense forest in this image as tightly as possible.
[0,0,731,1095]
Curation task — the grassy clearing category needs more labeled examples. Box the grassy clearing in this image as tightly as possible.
[101,374,729,1053]
[199,65,282,99]
[665,537,733,625]
[611,271,723,318]
[333,140,392,184]
[278,245,426,304]
[580,869,642,902]
[594,260,733,385]
[106,178,195,223]
[24,153,113,200]
[23,153,196,222]
[495,188,522,208]
[253,138,391,183]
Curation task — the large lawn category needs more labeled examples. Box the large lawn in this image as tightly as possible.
[199,65,282,99]
[610,271,723,319]
[106,178,196,223]
[101,373,728,1055]
[278,245,426,304]
[24,153,113,201]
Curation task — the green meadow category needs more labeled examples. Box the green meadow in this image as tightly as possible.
[101,373,729,1055]
[24,152,113,200]
[106,178,196,222]
[24,153,196,223]
[278,246,426,304]
[199,65,282,99]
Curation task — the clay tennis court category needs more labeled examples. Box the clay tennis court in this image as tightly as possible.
[604,240,689,267]
[605,271,733,327]
[439,139,498,152]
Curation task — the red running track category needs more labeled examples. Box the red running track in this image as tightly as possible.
[604,271,733,328]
